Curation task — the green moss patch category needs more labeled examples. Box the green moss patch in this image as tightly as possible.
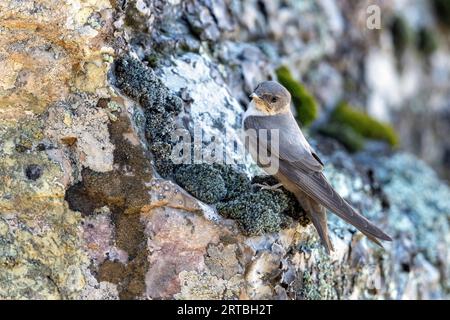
[214,164,252,200]
[433,0,450,27]
[390,15,413,58]
[250,175,309,225]
[174,164,309,235]
[416,27,439,56]
[317,122,365,153]
[318,102,399,152]
[174,164,227,204]
[173,164,252,204]
[329,102,399,147]
[275,66,318,127]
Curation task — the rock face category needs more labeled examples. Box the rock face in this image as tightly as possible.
[0,0,449,300]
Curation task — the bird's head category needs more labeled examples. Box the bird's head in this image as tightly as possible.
[250,81,291,115]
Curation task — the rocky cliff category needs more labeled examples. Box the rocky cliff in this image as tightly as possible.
[0,0,449,299]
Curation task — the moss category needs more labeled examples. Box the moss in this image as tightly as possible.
[317,122,365,153]
[114,55,158,101]
[216,178,309,236]
[114,54,183,113]
[433,0,450,27]
[416,27,439,56]
[275,66,318,127]
[149,141,176,178]
[173,162,309,233]
[330,102,399,147]
[390,15,413,58]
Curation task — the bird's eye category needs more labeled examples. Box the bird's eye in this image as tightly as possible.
[271,96,278,103]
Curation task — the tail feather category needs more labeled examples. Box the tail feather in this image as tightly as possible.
[359,230,384,248]
[308,209,334,254]
[296,192,334,254]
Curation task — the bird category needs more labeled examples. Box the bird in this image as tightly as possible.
[242,80,392,254]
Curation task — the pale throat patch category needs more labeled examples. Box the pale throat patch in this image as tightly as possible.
[243,98,291,120]
[243,99,278,119]
[243,100,266,125]
[255,98,283,115]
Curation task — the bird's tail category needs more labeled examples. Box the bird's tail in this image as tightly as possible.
[290,170,392,244]
[296,192,334,254]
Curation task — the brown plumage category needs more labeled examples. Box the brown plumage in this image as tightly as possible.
[243,81,391,253]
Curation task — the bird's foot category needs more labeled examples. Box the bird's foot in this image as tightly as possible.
[253,182,284,192]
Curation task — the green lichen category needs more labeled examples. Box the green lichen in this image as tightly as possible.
[173,164,252,204]
[416,27,439,56]
[217,189,295,236]
[433,0,450,27]
[390,15,413,58]
[174,164,227,204]
[330,102,399,147]
[174,270,243,300]
[376,153,450,266]
[9,119,45,153]
[298,254,338,300]
[204,244,242,280]
[144,53,159,68]
[299,268,336,300]
[275,66,318,127]
[317,122,365,153]
[251,175,309,226]
[214,164,252,200]
[114,55,183,177]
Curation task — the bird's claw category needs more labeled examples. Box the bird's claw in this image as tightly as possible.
[253,182,284,192]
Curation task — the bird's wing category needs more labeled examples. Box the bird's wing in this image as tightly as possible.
[280,161,392,241]
[244,113,324,172]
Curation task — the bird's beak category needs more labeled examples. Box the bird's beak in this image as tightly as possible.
[249,93,259,100]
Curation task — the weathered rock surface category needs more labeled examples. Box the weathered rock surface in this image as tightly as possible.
[0,0,449,300]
